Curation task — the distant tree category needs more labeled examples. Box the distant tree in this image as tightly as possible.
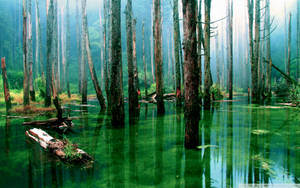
[287,13,291,85]
[76,0,82,94]
[27,0,35,101]
[204,0,212,109]
[133,19,140,95]
[66,0,71,97]
[110,0,125,125]
[142,22,148,96]
[81,0,87,104]
[154,0,165,114]
[173,0,182,106]
[182,0,199,148]
[23,0,30,107]
[35,0,43,78]
[81,0,106,110]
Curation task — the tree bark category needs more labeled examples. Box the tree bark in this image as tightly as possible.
[76,0,82,94]
[126,0,138,113]
[1,58,12,111]
[215,34,220,86]
[197,0,203,94]
[27,0,35,101]
[23,0,30,107]
[81,0,106,110]
[35,0,43,78]
[227,0,233,99]
[66,0,71,97]
[133,19,140,94]
[104,0,111,108]
[154,0,165,114]
[265,0,272,97]
[287,13,291,85]
[253,0,260,101]
[80,0,87,104]
[173,0,182,106]
[182,0,199,149]
[150,0,155,83]
[142,22,148,96]
[204,0,212,109]
[110,0,125,126]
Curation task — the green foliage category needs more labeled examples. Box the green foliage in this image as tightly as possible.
[210,85,224,100]
[288,85,300,107]
[63,136,81,160]
[7,71,23,89]
[35,76,46,98]
[273,79,290,97]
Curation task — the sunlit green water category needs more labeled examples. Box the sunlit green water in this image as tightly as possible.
[0,97,299,187]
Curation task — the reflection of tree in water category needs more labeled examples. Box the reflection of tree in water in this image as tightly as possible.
[226,102,233,187]
[154,116,164,185]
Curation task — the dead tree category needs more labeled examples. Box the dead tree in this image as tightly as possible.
[154,0,165,114]
[82,0,106,110]
[126,0,138,112]
[142,21,148,96]
[1,58,12,111]
[110,0,125,126]
[182,0,200,148]
[204,0,212,109]
[23,0,30,107]
[173,0,182,106]
[227,0,233,99]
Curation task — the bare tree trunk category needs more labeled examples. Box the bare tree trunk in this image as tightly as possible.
[23,0,30,107]
[76,0,82,94]
[154,0,165,114]
[57,6,61,93]
[110,0,125,125]
[227,0,233,99]
[265,0,272,97]
[66,0,71,97]
[126,0,138,113]
[142,21,148,96]
[60,5,66,92]
[150,0,155,83]
[81,12,87,104]
[1,58,12,111]
[253,0,260,102]
[133,19,140,94]
[215,34,220,86]
[197,0,203,94]
[53,0,58,96]
[287,13,292,85]
[35,0,42,78]
[81,0,106,110]
[182,0,199,149]
[173,0,182,106]
[28,0,35,101]
[204,0,212,109]
[104,0,111,108]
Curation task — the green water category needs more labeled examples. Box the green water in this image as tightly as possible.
[0,97,299,187]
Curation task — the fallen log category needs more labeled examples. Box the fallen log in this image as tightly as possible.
[26,128,93,165]
[23,117,76,133]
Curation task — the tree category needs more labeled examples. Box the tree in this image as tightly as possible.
[66,0,71,97]
[173,0,182,106]
[76,0,82,94]
[1,58,12,111]
[182,0,199,148]
[110,0,125,125]
[81,5,87,104]
[253,0,260,101]
[227,0,233,100]
[28,0,35,101]
[126,0,138,113]
[154,0,165,114]
[23,0,30,107]
[265,0,272,97]
[287,13,291,84]
[197,0,204,94]
[35,0,43,78]
[81,0,106,110]
[142,21,148,96]
[133,19,140,95]
[297,0,300,81]
[204,0,212,109]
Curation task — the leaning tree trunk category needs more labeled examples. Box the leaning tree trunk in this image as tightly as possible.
[154,0,165,114]
[182,0,199,149]
[227,0,233,100]
[1,58,12,111]
[142,22,148,96]
[173,0,182,106]
[204,0,212,109]
[23,0,30,107]
[287,13,292,85]
[82,0,106,110]
[126,0,138,113]
[110,0,125,126]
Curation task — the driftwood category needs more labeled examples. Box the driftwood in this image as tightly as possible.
[23,117,76,133]
[26,128,93,165]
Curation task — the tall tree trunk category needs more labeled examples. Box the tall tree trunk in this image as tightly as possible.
[182,0,199,149]
[265,0,272,97]
[52,0,58,97]
[104,0,111,108]
[60,5,66,92]
[227,0,233,99]
[35,0,43,78]
[28,0,35,101]
[23,0,30,107]
[215,34,220,86]
[76,0,82,94]
[252,0,260,102]
[82,0,106,110]
[142,22,148,96]
[197,0,203,94]
[154,0,165,114]
[126,0,138,113]
[204,0,212,109]
[57,6,61,93]
[133,19,140,94]
[150,0,155,83]
[1,58,12,111]
[173,0,182,106]
[66,0,71,97]
[81,0,87,104]
[110,0,125,126]
[287,13,291,85]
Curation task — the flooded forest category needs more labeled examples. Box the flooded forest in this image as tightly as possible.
[0,0,300,187]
